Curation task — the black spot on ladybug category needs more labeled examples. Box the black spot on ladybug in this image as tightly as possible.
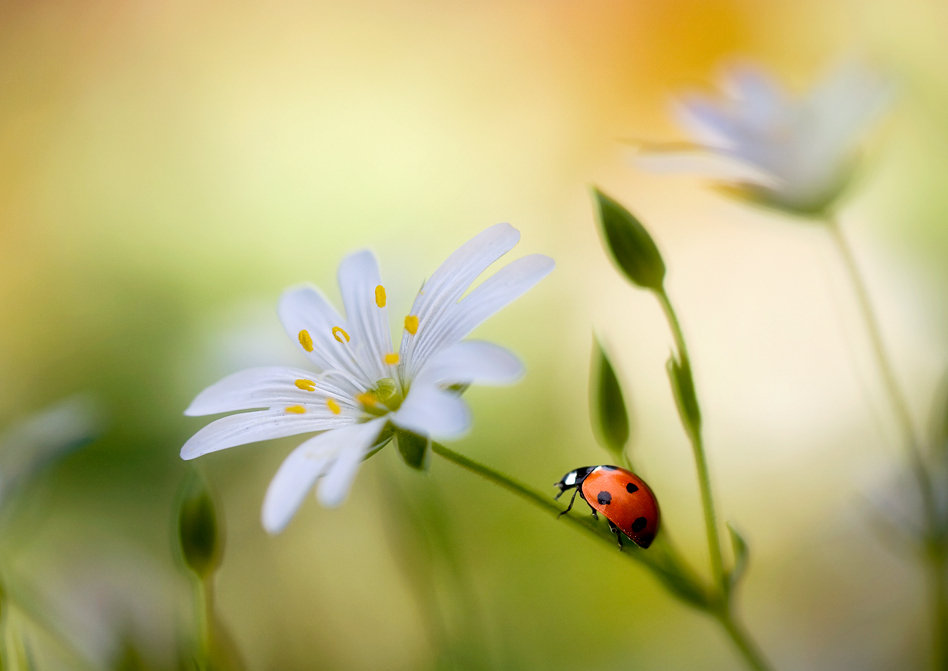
[625,483,639,494]
[636,533,655,548]
[597,491,612,505]
[631,516,648,532]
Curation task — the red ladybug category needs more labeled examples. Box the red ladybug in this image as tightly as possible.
[554,465,660,549]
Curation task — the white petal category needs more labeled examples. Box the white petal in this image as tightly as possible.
[337,250,393,380]
[316,418,386,507]
[720,63,784,126]
[399,223,521,369]
[393,384,471,440]
[180,410,353,460]
[261,418,385,532]
[184,367,353,416]
[673,95,742,148]
[414,341,523,387]
[406,254,553,375]
[634,147,779,186]
[278,286,369,389]
[415,222,521,308]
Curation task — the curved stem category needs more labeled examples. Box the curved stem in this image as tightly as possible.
[428,442,706,598]
[827,218,945,669]
[656,288,727,593]
[430,441,771,669]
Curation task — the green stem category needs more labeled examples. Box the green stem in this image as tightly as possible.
[194,574,214,671]
[827,218,945,669]
[715,607,771,671]
[656,288,727,594]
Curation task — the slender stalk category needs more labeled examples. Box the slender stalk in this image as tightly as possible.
[193,574,214,671]
[430,442,771,670]
[715,608,771,671]
[827,217,946,669]
[655,288,727,593]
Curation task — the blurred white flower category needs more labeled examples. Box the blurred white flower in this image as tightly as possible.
[637,60,893,215]
[0,395,103,508]
[182,223,553,533]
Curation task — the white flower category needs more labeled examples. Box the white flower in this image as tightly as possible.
[636,60,892,214]
[0,395,102,509]
[182,223,554,533]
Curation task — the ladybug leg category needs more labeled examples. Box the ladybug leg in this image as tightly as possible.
[557,487,580,517]
[607,520,624,550]
[589,508,598,519]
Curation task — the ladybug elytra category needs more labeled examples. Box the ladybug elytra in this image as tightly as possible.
[554,465,660,549]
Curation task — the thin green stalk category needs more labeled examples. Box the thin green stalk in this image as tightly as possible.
[715,608,771,671]
[827,218,945,669]
[193,574,213,671]
[656,288,727,594]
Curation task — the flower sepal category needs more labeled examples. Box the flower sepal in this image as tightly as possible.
[395,429,431,471]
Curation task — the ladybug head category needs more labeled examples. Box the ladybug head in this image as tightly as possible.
[553,466,597,498]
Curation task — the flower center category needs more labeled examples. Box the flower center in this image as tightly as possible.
[356,377,404,416]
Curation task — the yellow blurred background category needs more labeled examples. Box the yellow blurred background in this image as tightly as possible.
[2,1,947,669]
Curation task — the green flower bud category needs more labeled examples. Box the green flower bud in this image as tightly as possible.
[590,338,630,458]
[176,473,222,578]
[593,188,666,291]
[395,429,430,471]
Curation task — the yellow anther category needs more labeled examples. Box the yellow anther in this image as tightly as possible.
[285,405,306,414]
[326,398,341,415]
[355,391,379,406]
[294,379,316,392]
[298,330,314,352]
[332,326,350,343]
[384,353,400,365]
[404,315,419,335]
[375,285,386,308]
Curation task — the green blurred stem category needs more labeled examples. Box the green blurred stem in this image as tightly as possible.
[192,574,214,671]
[827,218,945,669]
[714,607,771,671]
[655,288,727,594]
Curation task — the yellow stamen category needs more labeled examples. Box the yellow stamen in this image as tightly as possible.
[295,379,316,392]
[326,398,341,415]
[404,315,419,335]
[355,391,379,406]
[298,329,314,352]
[375,285,386,308]
[384,352,400,365]
[332,326,350,343]
[285,405,306,414]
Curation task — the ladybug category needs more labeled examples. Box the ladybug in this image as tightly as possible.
[554,465,660,549]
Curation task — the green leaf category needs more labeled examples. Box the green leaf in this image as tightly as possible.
[593,188,666,291]
[666,354,702,438]
[726,522,750,590]
[395,430,430,470]
[176,472,222,579]
[590,338,630,458]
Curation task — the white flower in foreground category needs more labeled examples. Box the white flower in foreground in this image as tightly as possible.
[182,223,554,533]
[637,60,892,215]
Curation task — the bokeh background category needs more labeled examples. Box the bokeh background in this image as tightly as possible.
[2,1,947,669]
